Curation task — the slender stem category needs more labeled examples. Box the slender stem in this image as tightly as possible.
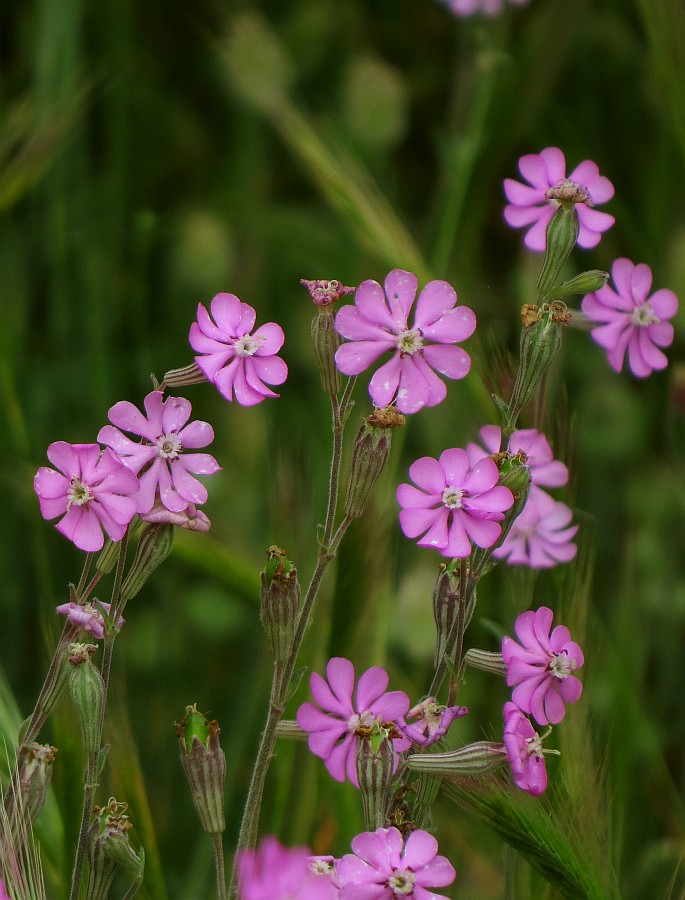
[213,834,227,900]
[69,751,98,900]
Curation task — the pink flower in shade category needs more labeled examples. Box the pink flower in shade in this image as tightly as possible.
[399,698,468,748]
[502,606,584,726]
[581,258,678,378]
[236,837,338,900]
[189,293,288,405]
[97,391,220,516]
[334,269,476,415]
[467,425,568,494]
[296,658,411,787]
[0,880,11,900]
[444,0,528,16]
[336,826,455,898]
[140,501,211,532]
[55,600,123,639]
[493,490,578,569]
[397,449,514,558]
[503,702,548,796]
[34,443,139,553]
[503,147,615,251]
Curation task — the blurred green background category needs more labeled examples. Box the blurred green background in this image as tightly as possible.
[2,0,685,897]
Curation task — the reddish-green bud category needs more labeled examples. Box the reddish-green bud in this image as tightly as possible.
[68,643,104,755]
[432,563,476,671]
[163,361,209,387]
[463,648,507,676]
[344,407,405,519]
[175,706,226,836]
[121,523,175,602]
[406,741,508,776]
[86,798,145,900]
[3,742,57,835]
[260,547,300,672]
[356,724,394,831]
[311,307,343,396]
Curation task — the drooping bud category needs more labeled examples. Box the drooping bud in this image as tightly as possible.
[432,562,476,671]
[175,706,226,836]
[120,523,174,602]
[406,741,508,776]
[68,643,105,755]
[86,798,145,900]
[162,361,209,388]
[311,307,343,396]
[356,724,394,831]
[3,743,57,836]
[463,648,507,676]
[260,547,300,688]
[344,407,405,519]
[544,269,609,301]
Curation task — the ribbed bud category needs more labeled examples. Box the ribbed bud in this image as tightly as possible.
[121,523,175,602]
[537,202,580,300]
[311,307,342,396]
[412,773,441,830]
[176,706,226,836]
[463,648,507,676]
[406,742,508,776]
[432,563,476,671]
[260,547,300,678]
[3,743,57,836]
[86,799,145,900]
[344,407,405,519]
[163,361,209,387]
[95,539,120,575]
[68,644,105,754]
[544,269,609,301]
[274,720,309,742]
[356,727,394,831]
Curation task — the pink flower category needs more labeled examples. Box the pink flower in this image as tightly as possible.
[296,658,410,787]
[189,293,288,405]
[399,698,468,748]
[34,443,139,552]
[467,425,568,492]
[140,501,211,532]
[502,607,584,726]
[337,826,455,898]
[503,702,548,796]
[503,147,614,251]
[397,449,514,558]
[236,837,338,900]
[55,600,123,639]
[444,0,528,16]
[581,257,678,378]
[98,391,220,516]
[0,879,11,900]
[493,490,578,569]
[334,269,476,415]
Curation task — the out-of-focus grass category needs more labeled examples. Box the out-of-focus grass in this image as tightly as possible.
[1,0,685,897]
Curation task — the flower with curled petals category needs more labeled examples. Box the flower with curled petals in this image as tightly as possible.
[503,702,549,797]
[140,500,211,532]
[56,600,123,639]
[493,490,578,568]
[189,292,288,405]
[337,826,455,898]
[504,147,614,251]
[98,391,220,516]
[400,698,468,748]
[34,442,139,552]
[502,607,584,726]
[334,269,476,415]
[581,257,678,378]
[397,448,514,558]
[236,837,338,900]
[296,658,410,787]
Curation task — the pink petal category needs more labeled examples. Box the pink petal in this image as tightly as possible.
[413,280,457,329]
[503,179,545,205]
[335,340,391,377]
[253,322,285,355]
[400,507,445,540]
[460,513,502,549]
[355,667,389,712]
[650,288,678,320]
[34,467,68,501]
[354,279,401,332]
[421,305,476,343]
[251,355,288,385]
[384,269,418,326]
[401,830,438,869]
[210,293,248,336]
[408,456,446,494]
[57,507,104,552]
[397,483,440,510]
[422,344,471,380]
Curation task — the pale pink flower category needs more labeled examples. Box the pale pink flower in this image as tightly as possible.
[55,600,123,638]
[236,837,338,900]
[502,607,584,726]
[34,443,139,552]
[493,490,578,568]
[399,698,468,747]
[337,826,455,898]
[444,0,528,16]
[334,269,476,414]
[397,448,514,558]
[503,702,548,796]
[189,293,288,405]
[503,147,614,251]
[467,425,568,493]
[98,391,220,516]
[296,658,410,787]
[140,501,211,532]
[581,257,678,377]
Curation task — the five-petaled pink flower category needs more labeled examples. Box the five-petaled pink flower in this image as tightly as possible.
[34,443,139,552]
[503,147,614,251]
[189,292,288,405]
[336,826,456,898]
[56,600,123,639]
[236,837,338,900]
[581,258,678,378]
[493,490,578,569]
[397,448,514,558]
[443,0,528,16]
[98,391,220,516]
[296,658,410,787]
[502,607,584,726]
[334,269,476,414]
[400,698,468,748]
[503,702,548,796]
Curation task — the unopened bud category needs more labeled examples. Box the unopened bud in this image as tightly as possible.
[463,648,507,676]
[356,725,394,831]
[68,643,104,755]
[96,539,120,575]
[121,523,174,602]
[432,563,476,670]
[311,307,342,396]
[86,798,145,900]
[260,547,300,675]
[163,361,209,388]
[406,741,508,776]
[176,706,226,836]
[544,269,609,301]
[4,743,57,835]
[344,407,404,519]
[537,203,580,300]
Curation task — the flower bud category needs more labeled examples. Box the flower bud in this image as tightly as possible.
[537,190,583,300]
[176,706,226,836]
[356,725,394,831]
[311,307,342,396]
[463,648,507,676]
[68,643,104,755]
[432,563,476,671]
[120,523,174,602]
[406,741,508,776]
[260,547,300,676]
[544,269,609,301]
[3,743,57,835]
[162,361,209,387]
[344,407,405,519]
[96,539,120,575]
[412,773,441,830]
[86,798,145,900]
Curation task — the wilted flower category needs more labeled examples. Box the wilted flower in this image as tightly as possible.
[502,606,584,725]
[296,658,410,787]
[503,147,614,251]
[236,837,338,900]
[400,698,468,747]
[493,490,578,568]
[140,501,211,531]
[189,292,288,405]
[581,257,678,377]
[334,269,476,414]
[34,443,139,552]
[397,449,514,558]
[55,600,123,639]
[503,702,549,796]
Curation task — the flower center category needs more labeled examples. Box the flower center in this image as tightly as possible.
[309,859,334,876]
[630,301,659,327]
[396,328,423,355]
[155,433,183,459]
[441,486,464,509]
[526,733,544,759]
[389,870,416,895]
[234,333,263,357]
[545,178,594,208]
[549,651,574,680]
[68,478,94,508]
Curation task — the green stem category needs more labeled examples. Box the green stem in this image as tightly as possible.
[69,751,99,900]
[213,834,227,900]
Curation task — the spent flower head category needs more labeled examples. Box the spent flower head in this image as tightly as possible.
[503,702,551,796]
[300,278,356,307]
[400,698,468,747]
[55,600,123,639]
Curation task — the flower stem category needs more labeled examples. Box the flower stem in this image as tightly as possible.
[213,834,227,900]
